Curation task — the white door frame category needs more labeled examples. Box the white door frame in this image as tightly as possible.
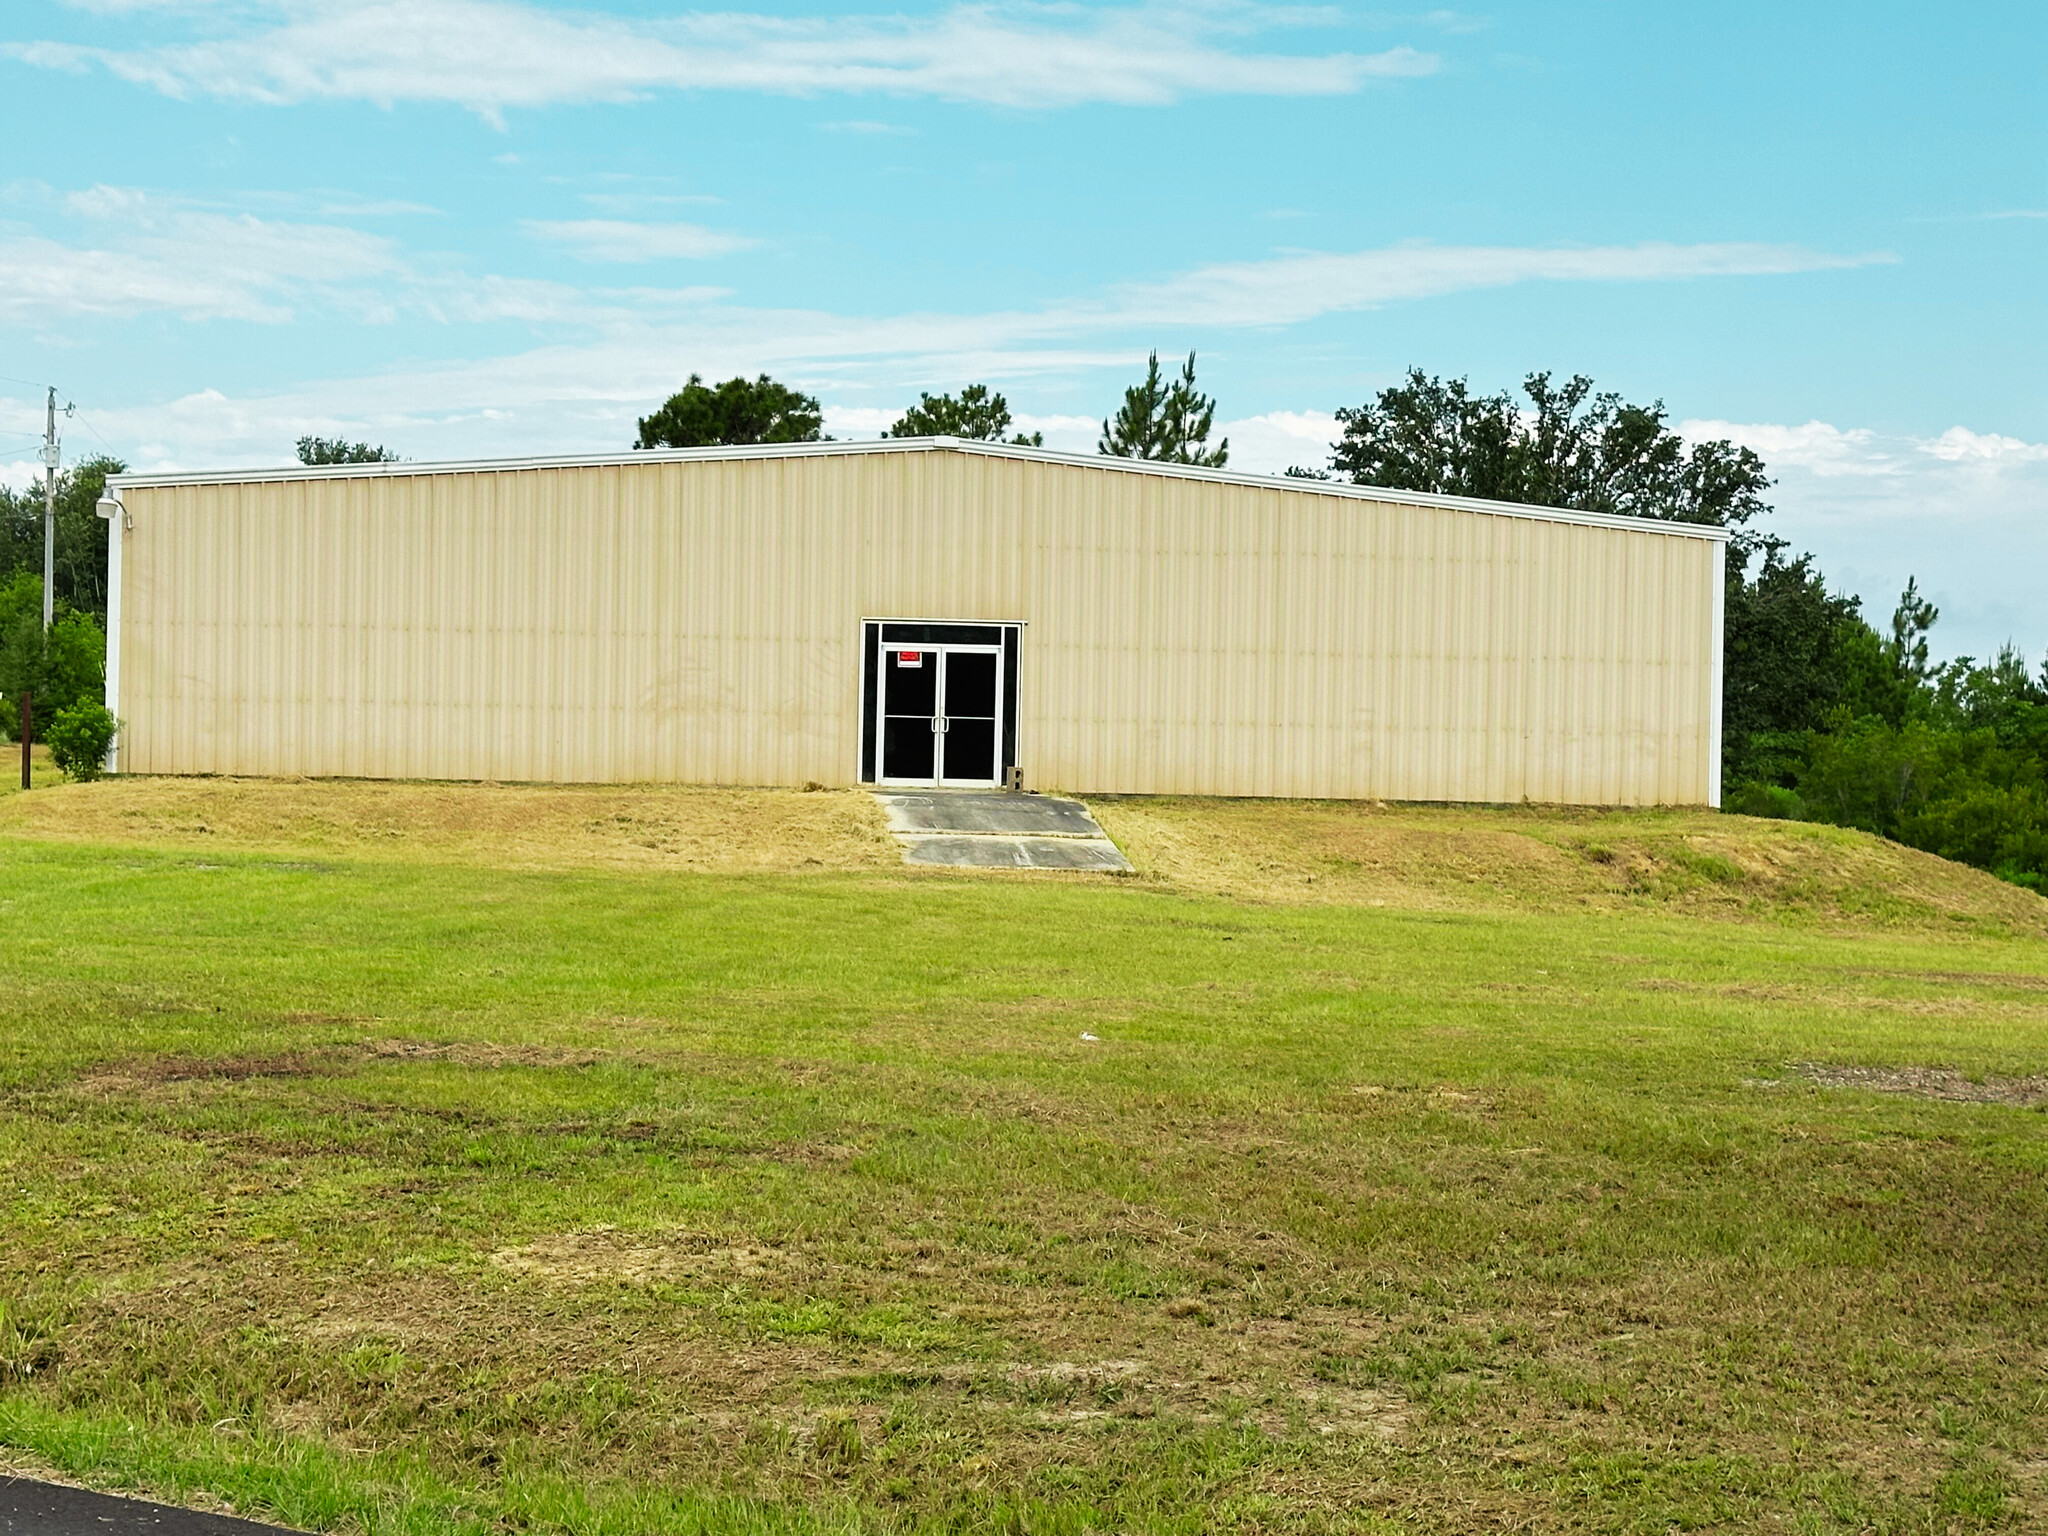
[877,643,1004,788]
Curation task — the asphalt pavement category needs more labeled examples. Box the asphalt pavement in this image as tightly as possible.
[0,1478,300,1536]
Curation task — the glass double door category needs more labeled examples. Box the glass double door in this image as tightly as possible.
[879,644,1002,786]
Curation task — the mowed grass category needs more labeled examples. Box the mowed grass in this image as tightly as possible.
[0,780,2043,1534]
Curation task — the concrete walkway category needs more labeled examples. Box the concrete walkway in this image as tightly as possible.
[872,790,1131,871]
[1,1477,300,1535]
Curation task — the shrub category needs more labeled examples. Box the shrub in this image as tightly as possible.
[1725,782,1807,820]
[44,701,120,781]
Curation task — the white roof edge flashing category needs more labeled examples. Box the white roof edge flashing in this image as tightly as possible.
[105,436,1732,543]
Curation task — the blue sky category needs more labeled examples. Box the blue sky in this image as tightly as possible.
[1,1,2043,659]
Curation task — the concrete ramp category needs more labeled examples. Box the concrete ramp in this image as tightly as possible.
[873,790,1131,871]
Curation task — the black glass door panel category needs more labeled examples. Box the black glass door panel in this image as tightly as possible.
[939,650,1000,784]
[882,716,936,780]
[880,649,938,782]
[885,649,936,715]
[943,651,997,719]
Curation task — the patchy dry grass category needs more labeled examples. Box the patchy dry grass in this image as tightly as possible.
[6,774,2046,939]
[1092,794,2048,932]
[0,775,896,874]
[0,779,2043,1533]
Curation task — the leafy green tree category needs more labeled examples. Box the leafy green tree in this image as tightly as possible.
[1329,369,1771,550]
[1099,352,1228,467]
[0,455,125,622]
[297,437,397,465]
[886,384,1042,445]
[0,574,104,741]
[0,483,36,586]
[1329,370,1519,501]
[1720,547,1867,788]
[636,375,824,449]
[53,455,123,620]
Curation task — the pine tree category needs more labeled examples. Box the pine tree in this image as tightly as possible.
[1098,352,1228,467]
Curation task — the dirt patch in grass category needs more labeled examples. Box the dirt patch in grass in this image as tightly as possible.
[1791,1062,2048,1107]
[488,1228,791,1285]
[0,777,895,874]
[73,1040,626,1097]
[362,1039,616,1070]
[76,1051,348,1093]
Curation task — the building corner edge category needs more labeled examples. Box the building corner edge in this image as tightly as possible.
[1708,537,1726,808]
[95,493,124,773]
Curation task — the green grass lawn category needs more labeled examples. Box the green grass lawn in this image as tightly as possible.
[0,796,2044,1534]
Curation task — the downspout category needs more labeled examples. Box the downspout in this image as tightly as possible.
[95,491,125,774]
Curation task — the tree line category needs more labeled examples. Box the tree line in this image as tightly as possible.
[631,351,1228,465]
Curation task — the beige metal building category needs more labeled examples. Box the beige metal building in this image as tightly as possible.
[99,439,1726,805]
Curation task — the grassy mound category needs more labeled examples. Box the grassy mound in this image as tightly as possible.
[3,775,2041,936]
[1093,797,2048,933]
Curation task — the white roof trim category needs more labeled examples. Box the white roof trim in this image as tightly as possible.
[107,436,1732,543]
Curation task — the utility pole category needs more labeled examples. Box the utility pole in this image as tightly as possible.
[39,386,60,631]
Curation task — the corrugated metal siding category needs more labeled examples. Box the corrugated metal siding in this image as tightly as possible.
[115,449,1718,803]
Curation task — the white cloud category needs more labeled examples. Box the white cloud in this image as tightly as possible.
[1102,241,1895,328]
[1682,417,2048,661]
[1919,425,2048,464]
[1681,418,1897,478]
[522,219,757,262]
[11,0,1439,119]
[0,184,747,323]
[1012,413,1100,452]
[0,184,407,322]
[822,404,897,436]
[4,189,1883,342]
[1216,408,1341,472]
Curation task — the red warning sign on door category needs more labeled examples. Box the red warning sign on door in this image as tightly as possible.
[897,651,923,666]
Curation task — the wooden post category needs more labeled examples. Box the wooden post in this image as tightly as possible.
[19,691,30,790]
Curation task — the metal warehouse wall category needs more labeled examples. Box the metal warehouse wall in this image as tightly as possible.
[110,447,1722,804]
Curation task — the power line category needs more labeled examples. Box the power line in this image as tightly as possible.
[0,380,126,464]
[66,407,121,461]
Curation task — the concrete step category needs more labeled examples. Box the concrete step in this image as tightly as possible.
[872,790,1132,871]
